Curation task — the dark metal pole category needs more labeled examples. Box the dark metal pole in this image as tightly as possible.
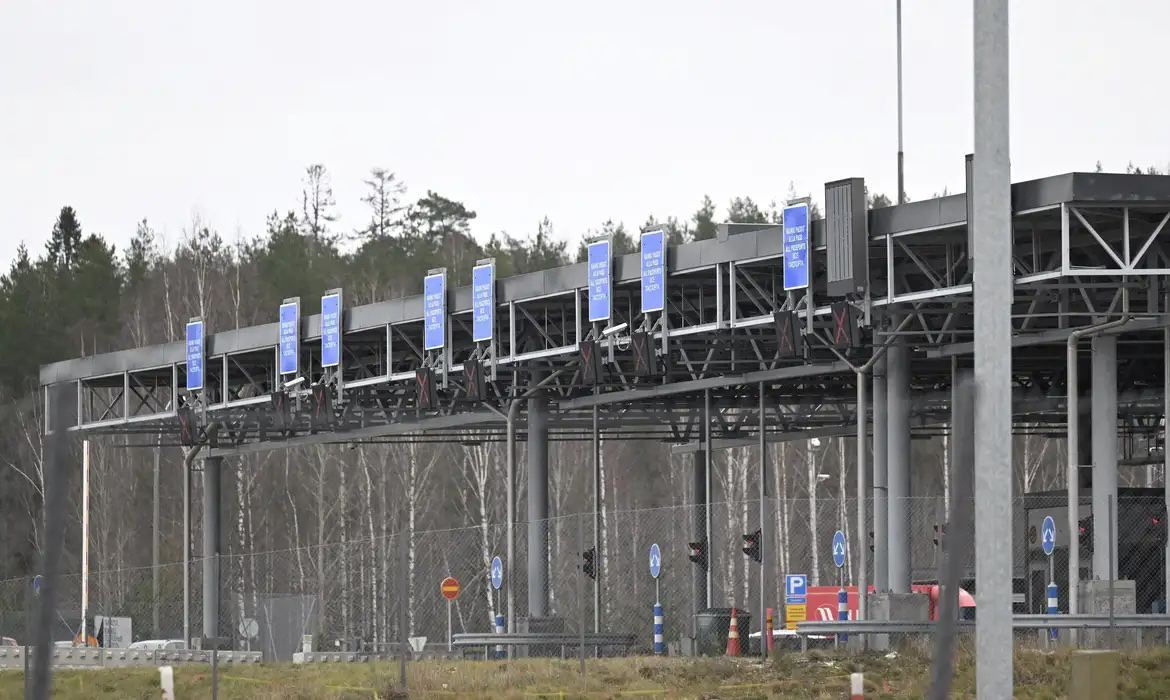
[399,532,408,691]
[202,457,222,640]
[896,0,906,204]
[29,385,72,700]
[592,404,601,634]
[758,383,769,656]
[703,389,713,605]
[153,440,161,638]
[577,512,586,674]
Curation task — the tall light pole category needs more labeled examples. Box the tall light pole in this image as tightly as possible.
[896,0,906,204]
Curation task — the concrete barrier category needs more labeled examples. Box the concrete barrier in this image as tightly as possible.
[0,646,262,669]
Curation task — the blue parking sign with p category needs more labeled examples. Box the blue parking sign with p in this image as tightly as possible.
[785,574,807,602]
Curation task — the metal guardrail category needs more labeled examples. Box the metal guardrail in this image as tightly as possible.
[0,646,262,669]
[292,649,462,663]
[794,615,1170,636]
[451,632,638,648]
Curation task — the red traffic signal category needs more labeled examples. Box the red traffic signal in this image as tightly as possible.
[582,547,597,580]
[742,528,762,563]
[688,540,708,570]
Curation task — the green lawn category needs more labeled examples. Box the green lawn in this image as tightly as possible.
[2,644,1168,699]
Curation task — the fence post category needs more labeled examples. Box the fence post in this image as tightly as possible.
[838,588,849,644]
[494,614,505,659]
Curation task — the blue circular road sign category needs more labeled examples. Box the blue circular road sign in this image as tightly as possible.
[31,575,42,596]
[490,556,503,590]
[831,530,847,569]
[649,543,662,579]
[1041,516,1056,556]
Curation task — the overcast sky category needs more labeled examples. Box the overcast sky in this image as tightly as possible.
[1,1,1166,266]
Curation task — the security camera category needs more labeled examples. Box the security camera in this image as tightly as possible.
[602,323,627,337]
[284,377,305,389]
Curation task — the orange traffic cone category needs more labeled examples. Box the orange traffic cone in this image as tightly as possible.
[726,607,741,656]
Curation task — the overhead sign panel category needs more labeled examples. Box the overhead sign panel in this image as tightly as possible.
[825,178,869,297]
[320,290,342,369]
[640,230,665,314]
[279,299,300,375]
[472,262,494,343]
[185,319,205,392]
[783,202,810,291]
[424,270,446,351]
[587,239,611,323]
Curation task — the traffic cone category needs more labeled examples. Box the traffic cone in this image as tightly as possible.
[725,607,741,656]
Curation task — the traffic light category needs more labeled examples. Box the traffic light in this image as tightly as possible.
[580,339,602,385]
[582,547,597,579]
[464,359,486,401]
[830,302,860,350]
[774,310,804,359]
[270,390,291,434]
[310,383,333,431]
[742,528,762,563]
[177,405,197,447]
[688,539,708,570]
[415,367,436,410]
[631,330,656,377]
[1078,516,1093,554]
[933,523,947,548]
[868,531,875,553]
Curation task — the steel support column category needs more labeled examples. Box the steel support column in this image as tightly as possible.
[872,357,889,592]
[703,389,713,606]
[527,380,550,618]
[886,328,911,592]
[758,384,770,655]
[1164,327,1169,626]
[1091,334,1118,579]
[201,456,222,640]
[972,0,1014,692]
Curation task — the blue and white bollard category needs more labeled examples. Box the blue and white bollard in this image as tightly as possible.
[653,603,665,656]
[1046,582,1059,642]
[838,588,849,643]
[495,613,505,659]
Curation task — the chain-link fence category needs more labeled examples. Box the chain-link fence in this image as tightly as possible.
[2,495,1166,656]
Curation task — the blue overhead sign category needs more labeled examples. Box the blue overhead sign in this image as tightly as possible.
[320,291,342,369]
[424,271,446,351]
[649,543,662,579]
[832,530,847,569]
[1041,516,1056,556]
[640,230,665,314]
[185,319,204,392]
[783,202,810,291]
[472,262,494,343]
[587,239,611,323]
[490,556,503,590]
[279,299,299,375]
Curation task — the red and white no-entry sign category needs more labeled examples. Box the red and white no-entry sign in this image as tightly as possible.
[441,577,460,600]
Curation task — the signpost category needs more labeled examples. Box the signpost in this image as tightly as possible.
[782,202,810,291]
[424,270,446,352]
[648,542,662,599]
[587,239,612,323]
[279,298,300,376]
[441,577,460,650]
[320,290,342,369]
[185,319,204,392]
[472,261,495,344]
[1041,515,1058,642]
[31,575,42,597]
[490,556,503,591]
[784,574,808,631]
[832,531,847,569]
[1041,515,1056,557]
[640,230,665,314]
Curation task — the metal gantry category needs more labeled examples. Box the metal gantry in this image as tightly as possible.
[38,168,1170,667]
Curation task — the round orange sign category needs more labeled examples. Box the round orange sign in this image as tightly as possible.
[441,576,460,600]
